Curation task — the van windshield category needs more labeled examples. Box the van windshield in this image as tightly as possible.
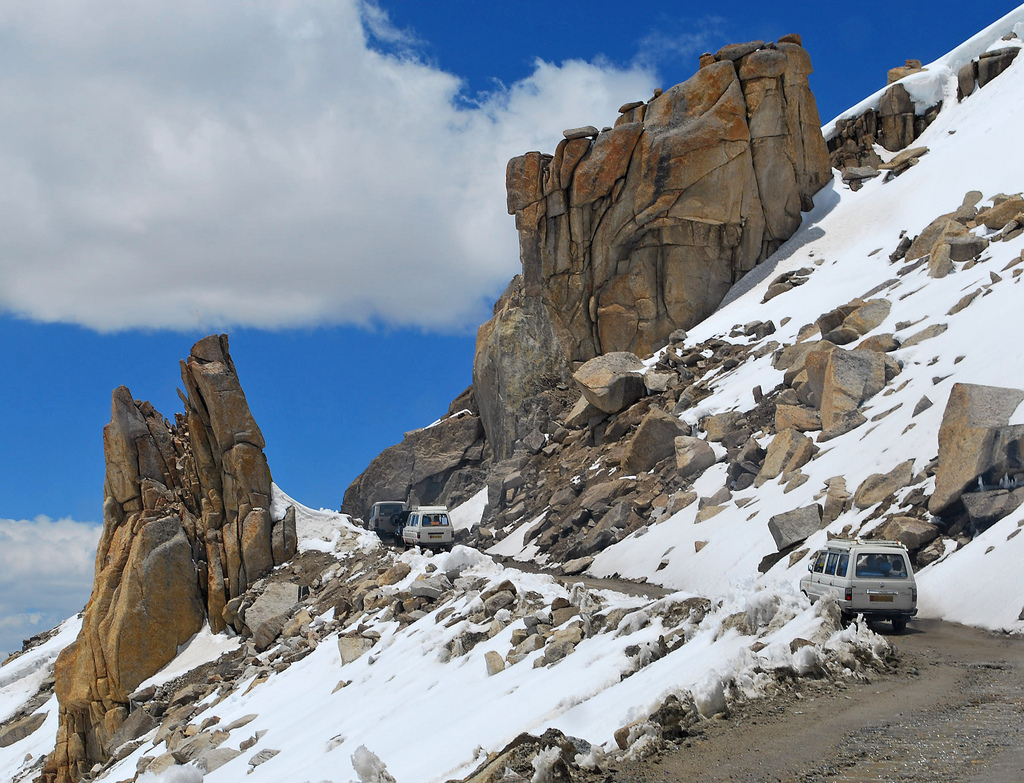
[422,514,450,526]
[855,553,908,579]
[375,503,404,516]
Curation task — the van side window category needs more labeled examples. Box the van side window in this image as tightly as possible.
[837,553,849,577]
[813,552,827,573]
[825,552,839,575]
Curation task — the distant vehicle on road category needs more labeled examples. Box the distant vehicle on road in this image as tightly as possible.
[800,539,918,632]
[367,501,407,543]
[401,505,453,551]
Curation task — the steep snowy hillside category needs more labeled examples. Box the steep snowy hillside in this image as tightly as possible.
[576,9,1024,633]
[3,8,1024,783]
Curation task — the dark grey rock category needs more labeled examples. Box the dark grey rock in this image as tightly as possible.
[768,504,824,550]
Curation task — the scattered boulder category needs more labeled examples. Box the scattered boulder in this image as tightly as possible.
[822,476,851,524]
[979,195,1024,230]
[961,487,1024,530]
[675,437,717,480]
[756,429,817,486]
[0,712,48,748]
[573,353,647,414]
[853,461,915,509]
[929,383,1024,515]
[768,504,825,550]
[338,636,375,665]
[819,349,889,431]
[901,323,947,348]
[774,404,821,432]
[875,517,940,550]
[701,411,747,443]
[622,408,689,474]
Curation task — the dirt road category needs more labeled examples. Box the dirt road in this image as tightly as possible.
[600,619,1024,782]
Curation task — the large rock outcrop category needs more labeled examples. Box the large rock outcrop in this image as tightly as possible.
[341,387,488,520]
[475,36,832,458]
[43,335,296,783]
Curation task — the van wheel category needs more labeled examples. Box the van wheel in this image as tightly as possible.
[892,618,907,633]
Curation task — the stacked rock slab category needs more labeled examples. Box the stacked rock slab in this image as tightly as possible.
[42,335,296,783]
[475,36,832,459]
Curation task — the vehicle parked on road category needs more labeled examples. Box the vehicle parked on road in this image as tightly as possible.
[799,539,918,631]
[367,501,407,543]
[400,505,453,551]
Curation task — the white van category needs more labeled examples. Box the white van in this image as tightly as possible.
[401,505,453,551]
[799,539,917,632]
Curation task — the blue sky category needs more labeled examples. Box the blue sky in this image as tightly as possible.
[1,0,1020,653]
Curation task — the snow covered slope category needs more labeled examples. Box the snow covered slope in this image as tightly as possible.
[586,9,1024,634]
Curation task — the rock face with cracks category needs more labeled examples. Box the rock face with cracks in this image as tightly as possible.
[42,335,296,783]
[474,36,832,459]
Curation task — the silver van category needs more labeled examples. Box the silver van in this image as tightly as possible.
[367,501,407,543]
[401,505,453,551]
[799,539,917,632]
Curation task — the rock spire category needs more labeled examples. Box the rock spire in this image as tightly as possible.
[42,335,296,783]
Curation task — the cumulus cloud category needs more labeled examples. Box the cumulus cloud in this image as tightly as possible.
[0,516,100,655]
[0,0,655,332]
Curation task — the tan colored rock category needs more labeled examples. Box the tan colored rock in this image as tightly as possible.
[876,517,940,550]
[774,404,821,432]
[819,349,888,431]
[701,411,746,442]
[696,505,726,522]
[930,383,1024,514]
[563,394,603,428]
[901,323,947,348]
[855,333,900,353]
[979,196,1024,230]
[44,336,292,783]
[853,460,915,509]
[906,216,967,261]
[484,651,506,676]
[756,429,817,486]
[573,352,647,414]
[622,408,689,474]
[377,561,412,587]
[840,298,891,338]
[675,437,717,479]
[338,636,375,665]
[822,476,850,523]
[793,341,840,408]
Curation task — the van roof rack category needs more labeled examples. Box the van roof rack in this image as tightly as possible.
[823,538,908,551]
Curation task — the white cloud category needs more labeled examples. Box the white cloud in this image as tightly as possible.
[0,516,100,655]
[0,0,655,332]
